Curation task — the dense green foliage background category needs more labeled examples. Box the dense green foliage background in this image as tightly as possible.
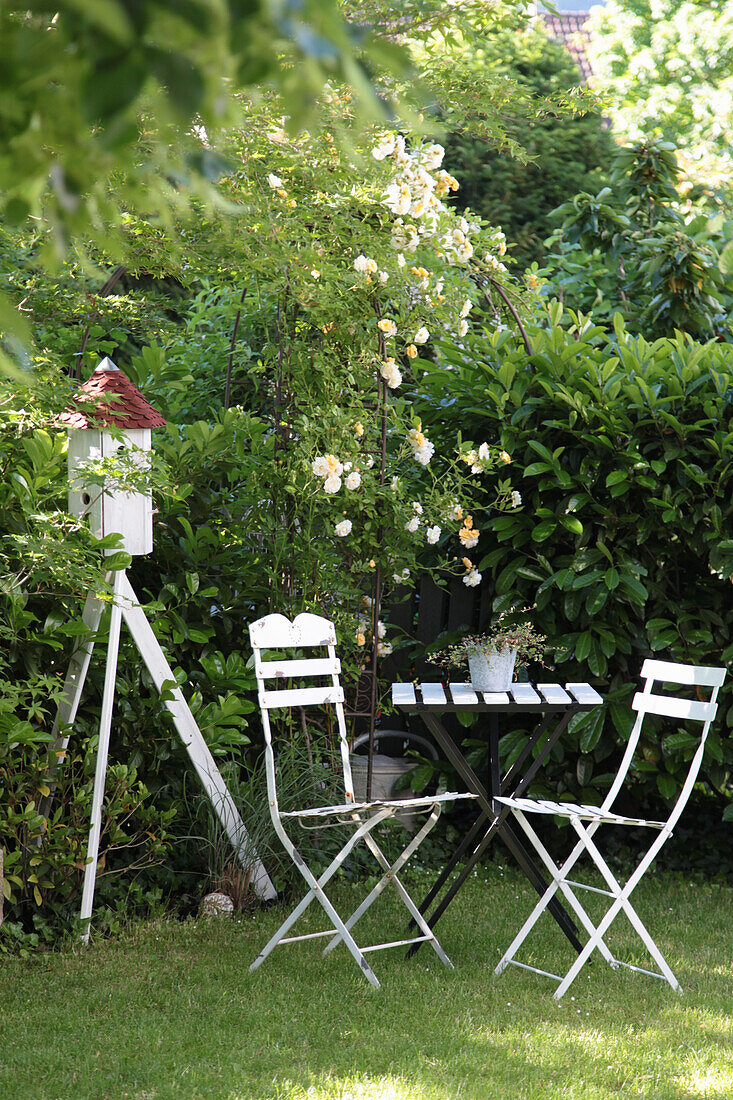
[2,3,733,952]
[416,307,733,829]
[444,28,614,267]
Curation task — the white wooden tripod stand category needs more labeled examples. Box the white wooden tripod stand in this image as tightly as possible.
[46,568,276,942]
[55,356,276,939]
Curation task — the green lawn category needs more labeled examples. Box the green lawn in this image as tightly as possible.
[2,865,732,1100]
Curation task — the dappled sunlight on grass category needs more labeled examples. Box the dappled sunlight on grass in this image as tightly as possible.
[239,1075,433,1100]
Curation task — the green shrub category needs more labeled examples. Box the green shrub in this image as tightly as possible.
[416,305,733,817]
[543,142,733,340]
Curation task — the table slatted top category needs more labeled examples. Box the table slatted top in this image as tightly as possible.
[392,681,602,711]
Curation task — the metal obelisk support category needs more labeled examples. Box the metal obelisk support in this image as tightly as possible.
[53,357,276,942]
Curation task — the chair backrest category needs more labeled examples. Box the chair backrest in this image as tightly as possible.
[248,612,355,820]
[602,659,726,831]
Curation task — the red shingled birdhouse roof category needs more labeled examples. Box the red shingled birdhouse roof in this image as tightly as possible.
[61,358,166,430]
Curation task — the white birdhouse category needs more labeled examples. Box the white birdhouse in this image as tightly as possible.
[61,357,166,556]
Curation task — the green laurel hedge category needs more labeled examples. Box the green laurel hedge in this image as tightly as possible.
[417,306,733,820]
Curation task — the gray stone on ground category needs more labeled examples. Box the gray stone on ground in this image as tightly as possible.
[198,891,235,917]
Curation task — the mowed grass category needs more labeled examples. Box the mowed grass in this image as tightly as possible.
[1,865,732,1100]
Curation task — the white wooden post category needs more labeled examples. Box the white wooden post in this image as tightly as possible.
[117,574,276,900]
[79,570,124,942]
[38,584,106,822]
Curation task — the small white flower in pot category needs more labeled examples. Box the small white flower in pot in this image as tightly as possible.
[430,612,546,693]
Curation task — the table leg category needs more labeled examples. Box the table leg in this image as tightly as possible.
[407,709,582,957]
[409,810,489,922]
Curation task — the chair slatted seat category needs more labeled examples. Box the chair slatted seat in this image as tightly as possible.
[248,612,478,988]
[494,658,726,999]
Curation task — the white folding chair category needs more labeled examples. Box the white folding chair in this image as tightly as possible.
[494,659,726,999]
[248,612,478,988]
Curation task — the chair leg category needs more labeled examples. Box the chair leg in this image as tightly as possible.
[324,806,454,968]
[495,809,616,979]
[251,809,393,988]
[556,820,680,998]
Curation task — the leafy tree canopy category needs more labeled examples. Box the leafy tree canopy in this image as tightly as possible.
[0,0,546,376]
[436,25,614,267]
[588,0,733,199]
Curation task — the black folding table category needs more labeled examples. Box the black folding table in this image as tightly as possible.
[391,679,604,956]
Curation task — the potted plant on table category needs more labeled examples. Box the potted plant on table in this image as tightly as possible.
[432,612,547,692]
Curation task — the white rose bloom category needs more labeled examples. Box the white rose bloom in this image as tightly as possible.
[463,569,482,588]
[478,442,491,463]
[426,525,441,544]
[378,271,389,284]
[405,516,420,533]
[412,501,423,514]
[458,319,469,337]
[377,640,393,657]
[380,361,402,389]
[335,519,352,537]
[354,254,378,274]
[464,449,478,467]
[512,490,522,507]
[397,253,406,269]
[312,456,330,478]
[377,620,387,638]
[414,442,435,466]
[323,474,342,494]
[346,471,361,490]
[413,327,429,345]
[393,567,411,583]
[460,299,473,319]
[267,173,283,188]
[365,455,375,468]
[372,135,396,160]
[423,143,445,170]
[383,183,412,216]
[343,461,353,472]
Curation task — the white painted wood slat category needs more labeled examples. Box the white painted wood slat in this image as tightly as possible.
[632,692,715,723]
[537,683,572,704]
[450,683,479,706]
[565,682,603,705]
[419,682,448,706]
[258,657,340,679]
[260,685,344,709]
[640,659,726,688]
[249,612,336,648]
[509,684,541,704]
[482,691,511,705]
[392,683,417,706]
